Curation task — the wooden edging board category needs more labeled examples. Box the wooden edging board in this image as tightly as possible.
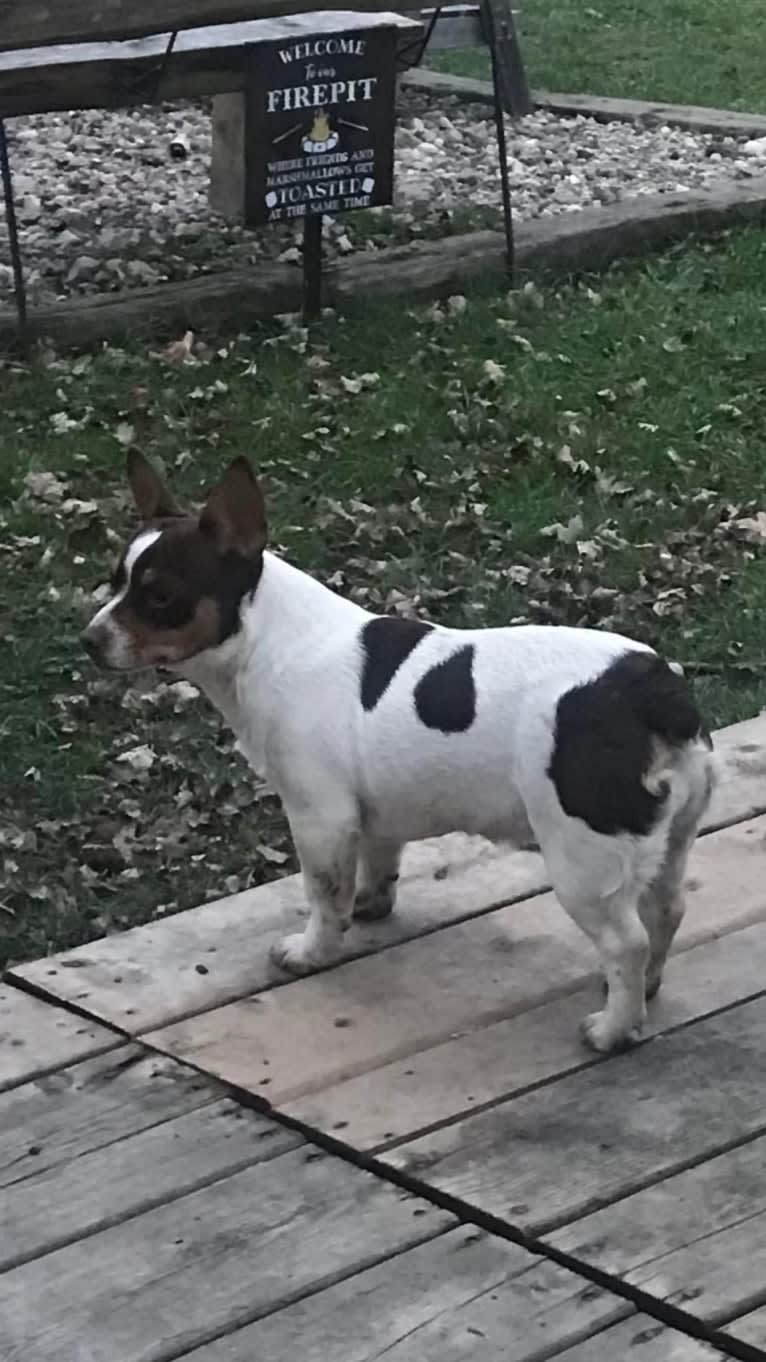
[4,174,766,347]
[403,67,766,140]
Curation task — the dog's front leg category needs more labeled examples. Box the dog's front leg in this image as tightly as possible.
[354,836,401,922]
[270,810,359,976]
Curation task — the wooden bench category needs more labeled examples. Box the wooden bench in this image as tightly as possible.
[0,5,528,116]
[0,0,528,328]
[0,13,425,117]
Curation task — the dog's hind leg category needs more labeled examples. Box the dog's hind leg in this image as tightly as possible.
[354,837,401,922]
[531,817,652,1053]
[270,807,359,976]
[558,878,650,1054]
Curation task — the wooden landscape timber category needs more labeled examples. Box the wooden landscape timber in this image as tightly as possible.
[4,174,766,348]
[0,15,421,117]
[0,0,429,52]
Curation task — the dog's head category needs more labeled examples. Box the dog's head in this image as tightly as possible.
[81,452,267,671]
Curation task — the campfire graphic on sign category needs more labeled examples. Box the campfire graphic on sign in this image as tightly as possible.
[302,110,340,154]
[263,96,377,211]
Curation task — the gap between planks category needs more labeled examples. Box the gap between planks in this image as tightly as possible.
[193,1058,764,1362]
[2,1006,758,1358]
[0,979,121,1092]
[2,1029,746,1362]
[549,1135,766,1339]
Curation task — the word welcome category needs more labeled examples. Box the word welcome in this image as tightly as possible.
[277,37,366,63]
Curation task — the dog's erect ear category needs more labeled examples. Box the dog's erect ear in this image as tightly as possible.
[199,457,267,557]
[126,451,182,521]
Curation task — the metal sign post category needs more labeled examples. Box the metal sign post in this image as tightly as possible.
[482,3,515,275]
[0,118,27,341]
[302,213,323,319]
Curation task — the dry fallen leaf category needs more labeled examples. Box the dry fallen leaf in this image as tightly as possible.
[540,515,584,544]
[730,512,766,542]
[116,745,157,772]
[158,331,195,364]
[483,359,506,384]
[113,421,136,448]
[23,471,66,503]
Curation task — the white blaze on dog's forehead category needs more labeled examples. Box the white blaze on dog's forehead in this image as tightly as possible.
[123,529,162,584]
[89,528,162,628]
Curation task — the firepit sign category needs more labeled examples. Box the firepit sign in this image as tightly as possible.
[245,26,397,226]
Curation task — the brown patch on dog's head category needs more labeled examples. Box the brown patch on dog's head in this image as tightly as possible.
[81,456,268,671]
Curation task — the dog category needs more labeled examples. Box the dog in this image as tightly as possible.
[81,452,715,1053]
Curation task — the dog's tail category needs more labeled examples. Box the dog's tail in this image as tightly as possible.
[622,652,708,748]
[623,653,716,818]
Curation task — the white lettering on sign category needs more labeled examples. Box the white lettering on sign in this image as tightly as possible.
[278,37,366,63]
[267,77,377,114]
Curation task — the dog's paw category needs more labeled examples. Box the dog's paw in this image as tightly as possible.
[581,1009,643,1055]
[270,933,331,976]
[353,888,395,922]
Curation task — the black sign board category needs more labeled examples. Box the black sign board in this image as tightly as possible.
[244,26,398,227]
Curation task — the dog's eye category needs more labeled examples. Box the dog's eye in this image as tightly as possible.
[145,583,175,610]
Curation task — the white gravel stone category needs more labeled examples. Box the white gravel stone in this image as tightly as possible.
[0,92,761,307]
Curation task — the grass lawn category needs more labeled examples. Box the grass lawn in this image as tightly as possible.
[4,228,766,966]
[432,0,766,112]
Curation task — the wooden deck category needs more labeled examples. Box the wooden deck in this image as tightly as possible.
[4,712,766,1361]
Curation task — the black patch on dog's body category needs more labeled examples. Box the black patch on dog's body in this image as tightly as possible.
[549,650,704,837]
[360,616,433,711]
[414,644,476,733]
[127,526,261,642]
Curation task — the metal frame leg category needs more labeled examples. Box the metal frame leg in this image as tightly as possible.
[487,21,514,279]
[396,6,442,71]
[0,119,27,338]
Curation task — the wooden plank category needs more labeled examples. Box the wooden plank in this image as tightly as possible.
[13,707,766,1038]
[708,712,766,830]
[284,917,766,1148]
[143,816,766,1106]
[143,889,588,1103]
[0,1046,220,1188]
[1,1096,300,1272]
[0,0,430,52]
[0,15,421,117]
[0,981,118,1090]
[11,834,545,1033]
[406,68,766,140]
[625,1214,766,1331]
[0,1146,451,1362]
[7,180,766,349]
[556,1319,727,1361]
[535,90,766,140]
[550,1136,766,1328]
[382,995,766,1237]
[180,1228,630,1362]
[728,1307,766,1349]
[418,6,485,52]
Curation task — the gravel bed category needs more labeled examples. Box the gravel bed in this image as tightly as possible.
[2,88,765,307]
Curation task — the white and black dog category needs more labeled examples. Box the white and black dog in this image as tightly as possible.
[82,453,715,1053]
